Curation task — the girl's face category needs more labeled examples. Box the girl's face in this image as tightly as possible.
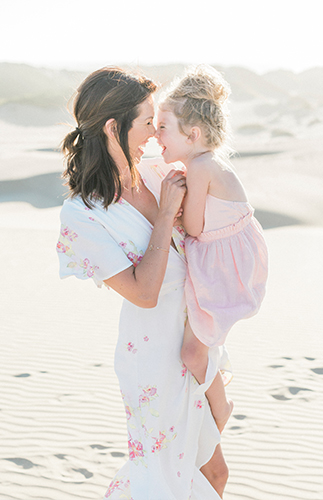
[128,95,156,162]
[155,109,189,164]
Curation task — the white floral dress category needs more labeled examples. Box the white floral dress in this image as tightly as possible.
[57,158,231,500]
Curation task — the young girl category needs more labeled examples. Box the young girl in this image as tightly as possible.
[156,65,268,433]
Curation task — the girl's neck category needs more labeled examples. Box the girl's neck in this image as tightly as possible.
[184,149,214,168]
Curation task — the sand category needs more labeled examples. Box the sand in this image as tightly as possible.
[0,120,322,500]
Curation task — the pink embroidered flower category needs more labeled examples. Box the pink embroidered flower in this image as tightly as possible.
[56,241,70,253]
[177,471,181,477]
[125,405,132,420]
[143,336,149,342]
[105,479,122,497]
[139,394,150,405]
[127,252,143,267]
[60,226,78,241]
[128,437,144,460]
[127,342,134,351]
[85,207,90,211]
[169,426,175,433]
[143,386,157,398]
[151,432,166,453]
[139,385,157,406]
[179,453,184,459]
[181,363,187,377]
[119,242,127,248]
[194,400,203,409]
[89,217,95,221]
[79,258,99,278]
[175,225,185,236]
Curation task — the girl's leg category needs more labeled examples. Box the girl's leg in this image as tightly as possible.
[181,320,233,432]
[200,444,229,499]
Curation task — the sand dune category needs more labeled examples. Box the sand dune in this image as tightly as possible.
[0,114,323,500]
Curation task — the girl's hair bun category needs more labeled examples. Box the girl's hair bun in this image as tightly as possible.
[172,64,231,105]
[161,65,232,153]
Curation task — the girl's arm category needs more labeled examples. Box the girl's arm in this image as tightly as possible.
[182,162,210,237]
[104,170,186,308]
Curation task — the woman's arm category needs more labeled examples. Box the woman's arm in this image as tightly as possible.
[182,162,210,237]
[104,170,186,308]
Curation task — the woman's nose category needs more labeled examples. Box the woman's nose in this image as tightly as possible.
[148,124,156,138]
[154,128,159,138]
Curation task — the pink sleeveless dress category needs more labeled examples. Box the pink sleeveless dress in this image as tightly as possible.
[185,195,268,348]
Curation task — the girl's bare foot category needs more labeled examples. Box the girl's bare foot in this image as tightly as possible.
[214,399,234,433]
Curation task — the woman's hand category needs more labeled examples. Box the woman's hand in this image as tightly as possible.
[159,169,187,219]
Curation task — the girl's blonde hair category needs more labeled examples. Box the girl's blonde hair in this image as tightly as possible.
[161,65,232,157]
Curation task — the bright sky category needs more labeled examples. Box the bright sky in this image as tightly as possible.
[1,0,321,74]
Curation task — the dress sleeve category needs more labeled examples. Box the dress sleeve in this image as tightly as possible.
[56,202,132,288]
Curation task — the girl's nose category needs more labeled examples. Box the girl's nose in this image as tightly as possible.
[154,128,159,138]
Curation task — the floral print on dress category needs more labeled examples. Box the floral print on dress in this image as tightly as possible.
[194,399,203,409]
[57,224,99,278]
[114,194,130,206]
[104,476,133,499]
[126,342,138,354]
[150,164,166,179]
[104,477,124,498]
[172,225,186,257]
[60,225,78,242]
[128,434,147,467]
[139,386,158,407]
[151,428,177,454]
[180,362,188,378]
[79,257,99,278]
[119,240,144,267]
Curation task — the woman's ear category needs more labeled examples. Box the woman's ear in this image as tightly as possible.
[186,126,201,144]
[103,118,117,139]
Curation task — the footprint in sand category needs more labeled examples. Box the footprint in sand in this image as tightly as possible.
[90,444,110,450]
[288,387,312,395]
[4,458,39,469]
[233,414,247,420]
[311,367,323,375]
[14,373,31,378]
[72,468,93,479]
[271,394,291,401]
[111,451,126,457]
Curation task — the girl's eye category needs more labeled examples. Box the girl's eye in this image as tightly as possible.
[147,121,152,126]
[160,125,165,129]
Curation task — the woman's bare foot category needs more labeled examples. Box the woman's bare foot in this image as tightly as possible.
[214,399,234,433]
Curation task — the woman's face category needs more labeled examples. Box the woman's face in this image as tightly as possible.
[128,95,156,162]
[155,109,189,164]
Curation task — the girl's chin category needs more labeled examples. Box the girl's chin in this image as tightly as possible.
[161,149,172,164]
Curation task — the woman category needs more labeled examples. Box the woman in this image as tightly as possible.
[56,67,229,499]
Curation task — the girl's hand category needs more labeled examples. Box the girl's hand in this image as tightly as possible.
[159,169,187,219]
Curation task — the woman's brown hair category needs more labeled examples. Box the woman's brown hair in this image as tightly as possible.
[61,67,157,209]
